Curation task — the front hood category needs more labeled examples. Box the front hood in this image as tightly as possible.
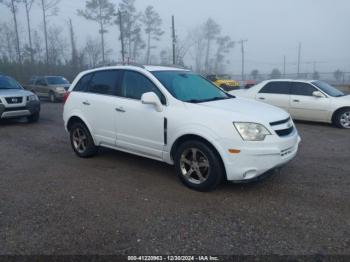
[0,89,33,97]
[192,98,290,124]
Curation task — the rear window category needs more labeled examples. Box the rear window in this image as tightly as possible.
[259,82,290,94]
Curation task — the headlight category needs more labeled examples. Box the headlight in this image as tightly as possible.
[55,87,66,92]
[234,122,271,141]
[27,94,38,102]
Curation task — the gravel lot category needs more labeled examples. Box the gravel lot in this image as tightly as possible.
[0,102,349,255]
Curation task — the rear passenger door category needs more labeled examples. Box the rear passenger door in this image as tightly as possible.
[35,78,48,97]
[289,82,331,121]
[74,70,123,146]
[255,81,291,112]
[114,70,166,160]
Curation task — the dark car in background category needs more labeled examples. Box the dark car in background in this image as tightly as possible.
[25,76,70,102]
[0,74,40,122]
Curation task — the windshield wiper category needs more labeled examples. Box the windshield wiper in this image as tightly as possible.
[186,96,233,104]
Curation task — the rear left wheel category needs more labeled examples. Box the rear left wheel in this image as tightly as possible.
[70,122,98,158]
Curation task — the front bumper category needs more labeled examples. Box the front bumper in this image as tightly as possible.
[218,131,301,182]
[0,101,40,119]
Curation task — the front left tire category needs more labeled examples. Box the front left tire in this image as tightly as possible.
[333,108,350,129]
[174,140,225,191]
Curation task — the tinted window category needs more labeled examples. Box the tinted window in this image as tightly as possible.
[122,71,165,104]
[291,82,317,96]
[0,76,22,90]
[36,78,46,85]
[73,73,93,92]
[88,70,122,96]
[47,76,69,85]
[259,82,290,94]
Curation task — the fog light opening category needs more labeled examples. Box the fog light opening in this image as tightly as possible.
[243,169,258,179]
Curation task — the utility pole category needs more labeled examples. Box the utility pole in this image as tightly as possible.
[238,39,248,81]
[118,9,125,64]
[297,42,301,77]
[172,15,176,65]
[69,19,78,67]
[283,55,286,78]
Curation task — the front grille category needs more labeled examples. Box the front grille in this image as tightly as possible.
[275,126,294,137]
[270,117,290,126]
[5,97,23,104]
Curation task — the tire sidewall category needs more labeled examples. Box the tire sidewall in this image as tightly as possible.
[334,108,350,129]
[174,140,224,191]
[69,122,97,157]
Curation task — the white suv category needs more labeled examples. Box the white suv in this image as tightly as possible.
[63,65,301,191]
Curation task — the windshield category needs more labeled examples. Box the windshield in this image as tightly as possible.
[47,76,69,85]
[152,71,231,103]
[312,81,345,97]
[0,76,22,90]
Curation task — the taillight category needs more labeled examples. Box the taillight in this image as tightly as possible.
[63,91,71,104]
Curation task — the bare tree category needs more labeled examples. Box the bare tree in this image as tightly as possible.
[39,0,61,65]
[78,0,115,65]
[68,18,78,67]
[141,6,164,64]
[270,68,282,79]
[0,22,17,62]
[84,37,102,68]
[214,36,234,73]
[22,0,35,63]
[333,69,344,83]
[251,69,259,80]
[117,0,144,62]
[47,25,67,65]
[203,18,221,73]
[1,0,22,63]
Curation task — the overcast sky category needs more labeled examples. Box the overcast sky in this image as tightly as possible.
[1,0,350,75]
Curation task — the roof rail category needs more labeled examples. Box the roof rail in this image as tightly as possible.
[147,64,190,70]
[99,61,145,69]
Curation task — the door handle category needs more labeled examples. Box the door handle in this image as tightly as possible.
[82,101,90,106]
[115,107,126,113]
[293,99,300,103]
[258,97,265,100]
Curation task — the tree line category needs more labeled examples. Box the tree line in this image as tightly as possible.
[0,0,239,83]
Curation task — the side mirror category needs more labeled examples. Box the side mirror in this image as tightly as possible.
[312,91,325,98]
[141,92,163,112]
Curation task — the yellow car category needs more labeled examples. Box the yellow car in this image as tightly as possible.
[206,74,240,91]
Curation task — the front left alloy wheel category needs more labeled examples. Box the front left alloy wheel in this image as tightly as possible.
[174,140,225,191]
[334,108,350,129]
[70,122,98,158]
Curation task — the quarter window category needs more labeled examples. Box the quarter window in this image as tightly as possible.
[291,82,317,96]
[121,71,165,104]
[73,73,93,92]
[259,82,290,94]
[87,70,122,96]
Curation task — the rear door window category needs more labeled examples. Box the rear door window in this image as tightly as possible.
[86,70,123,96]
[259,82,291,94]
[73,73,93,92]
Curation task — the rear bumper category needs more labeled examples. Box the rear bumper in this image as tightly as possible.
[218,131,301,181]
[0,101,40,119]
